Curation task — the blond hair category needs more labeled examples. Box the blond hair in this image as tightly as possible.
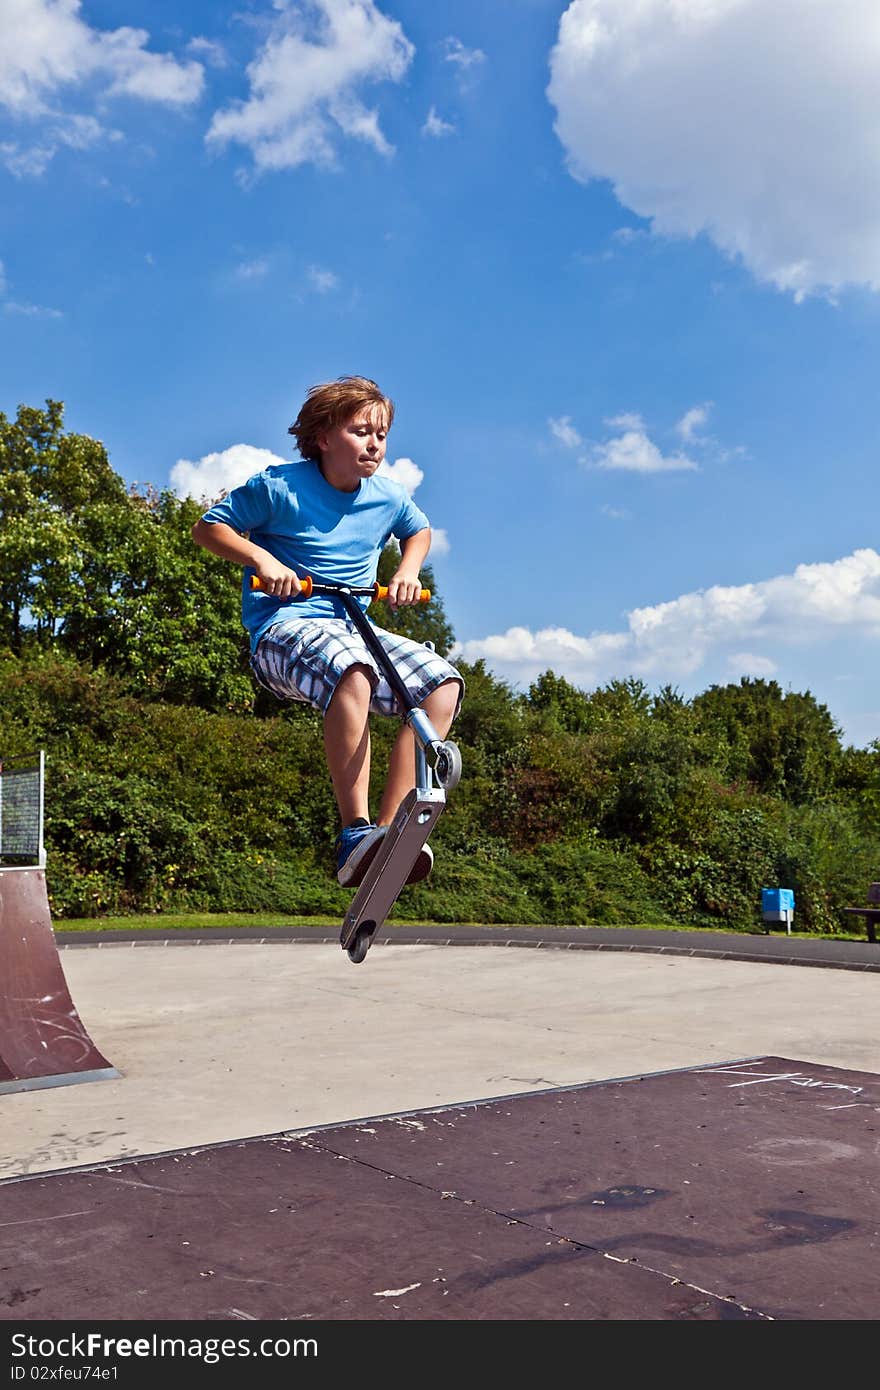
[288,376,395,461]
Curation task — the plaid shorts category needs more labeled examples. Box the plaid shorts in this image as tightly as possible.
[251,616,464,718]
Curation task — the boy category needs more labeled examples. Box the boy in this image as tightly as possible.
[192,376,463,888]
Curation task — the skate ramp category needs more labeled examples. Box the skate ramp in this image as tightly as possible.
[2,1057,876,1320]
[0,869,118,1094]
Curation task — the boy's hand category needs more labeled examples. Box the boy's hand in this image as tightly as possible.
[254,553,302,599]
[386,571,423,608]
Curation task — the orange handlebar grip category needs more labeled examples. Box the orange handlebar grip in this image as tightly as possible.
[247,575,428,602]
[249,574,313,598]
[374,584,431,603]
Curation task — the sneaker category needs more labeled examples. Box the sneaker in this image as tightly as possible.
[336,822,387,887]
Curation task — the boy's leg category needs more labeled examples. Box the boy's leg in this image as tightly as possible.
[323,664,374,825]
[376,678,461,826]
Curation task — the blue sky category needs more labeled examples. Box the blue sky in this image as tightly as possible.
[2,0,880,744]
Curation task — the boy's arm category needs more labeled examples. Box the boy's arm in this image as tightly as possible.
[387,527,431,608]
[191,519,303,598]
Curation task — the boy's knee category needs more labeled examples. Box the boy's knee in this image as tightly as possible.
[330,663,373,704]
[427,678,462,718]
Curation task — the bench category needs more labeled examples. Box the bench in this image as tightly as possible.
[842,881,880,943]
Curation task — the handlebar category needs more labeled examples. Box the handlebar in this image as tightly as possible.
[249,575,431,603]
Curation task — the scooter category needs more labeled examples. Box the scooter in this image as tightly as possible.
[250,574,462,963]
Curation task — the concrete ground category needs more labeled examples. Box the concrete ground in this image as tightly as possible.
[2,938,878,1183]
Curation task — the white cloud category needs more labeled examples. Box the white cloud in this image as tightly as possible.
[377,456,422,494]
[1,113,113,177]
[0,0,202,175]
[600,504,631,521]
[57,112,107,147]
[378,460,451,556]
[676,403,712,443]
[170,443,288,501]
[455,625,628,679]
[443,37,486,72]
[0,141,55,177]
[0,253,61,315]
[593,423,697,473]
[429,527,450,556]
[580,408,734,473]
[672,402,745,463]
[235,257,270,280]
[172,444,430,504]
[3,300,62,317]
[0,0,203,115]
[188,37,229,70]
[0,111,110,176]
[549,415,582,449]
[207,0,414,175]
[612,226,648,244]
[307,264,339,292]
[422,106,454,138]
[105,48,202,106]
[548,0,880,298]
[453,549,880,689]
[727,652,778,677]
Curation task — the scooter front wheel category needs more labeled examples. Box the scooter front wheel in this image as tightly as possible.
[347,924,375,964]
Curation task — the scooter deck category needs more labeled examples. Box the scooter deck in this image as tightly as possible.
[340,785,446,958]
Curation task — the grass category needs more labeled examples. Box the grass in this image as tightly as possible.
[51,911,874,942]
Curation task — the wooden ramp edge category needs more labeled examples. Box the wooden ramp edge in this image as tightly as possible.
[0,869,119,1095]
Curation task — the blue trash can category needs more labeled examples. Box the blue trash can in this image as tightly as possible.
[761,888,795,934]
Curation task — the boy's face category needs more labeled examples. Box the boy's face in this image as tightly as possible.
[318,405,389,490]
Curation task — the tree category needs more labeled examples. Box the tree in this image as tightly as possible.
[838,740,880,832]
[692,678,843,803]
[528,670,593,733]
[60,484,253,708]
[0,400,128,650]
[0,401,251,707]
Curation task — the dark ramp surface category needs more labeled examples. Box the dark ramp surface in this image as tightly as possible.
[320,1056,880,1321]
[2,1057,877,1321]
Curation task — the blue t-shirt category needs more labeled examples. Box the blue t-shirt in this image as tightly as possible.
[201,461,430,651]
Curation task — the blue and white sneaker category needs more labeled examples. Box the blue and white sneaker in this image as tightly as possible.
[335,821,387,887]
[335,821,435,888]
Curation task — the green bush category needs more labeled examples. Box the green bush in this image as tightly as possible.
[1,648,878,931]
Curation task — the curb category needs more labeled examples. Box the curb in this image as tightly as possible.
[55,925,880,974]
